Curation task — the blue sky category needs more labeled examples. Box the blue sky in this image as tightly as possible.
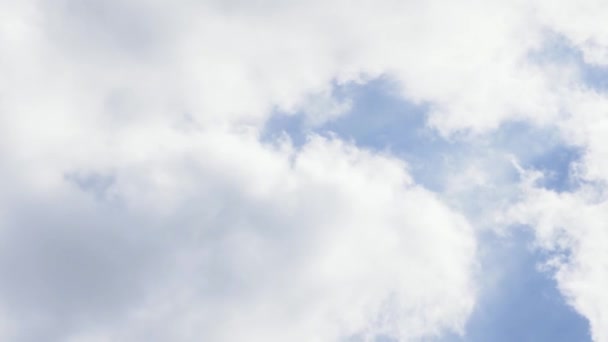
[266,78,591,341]
[454,228,590,342]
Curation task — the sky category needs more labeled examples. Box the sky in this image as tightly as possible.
[1,1,608,341]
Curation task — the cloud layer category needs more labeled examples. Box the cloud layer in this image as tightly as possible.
[3,0,608,341]
[0,130,477,341]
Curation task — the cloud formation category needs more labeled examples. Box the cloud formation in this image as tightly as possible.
[0,130,477,341]
[2,0,608,341]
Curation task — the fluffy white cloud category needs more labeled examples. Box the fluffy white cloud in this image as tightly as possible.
[0,3,481,334]
[507,178,608,342]
[535,0,608,66]
[2,0,606,135]
[3,0,608,341]
[0,130,477,341]
[505,69,608,342]
[0,0,569,134]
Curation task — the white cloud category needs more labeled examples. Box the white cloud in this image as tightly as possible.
[505,77,608,342]
[507,180,608,342]
[535,0,608,66]
[0,131,476,341]
[0,0,568,134]
[0,3,484,332]
[4,0,608,341]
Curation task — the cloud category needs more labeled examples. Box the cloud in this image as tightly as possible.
[506,180,608,342]
[0,131,476,341]
[534,0,608,66]
[0,0,570,134]
[505,68,608,342]
[4,0,608,341]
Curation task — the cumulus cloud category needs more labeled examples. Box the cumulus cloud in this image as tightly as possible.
[507,178,608,342]
[534,0,608,66]
[0,130,477,341]
[504,54,608,342]
[0,0,570,133]
[3,0,608,341]
[0,2,482,338]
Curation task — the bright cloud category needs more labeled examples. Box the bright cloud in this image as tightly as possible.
[0,130,477,341]
[2,0,608,341]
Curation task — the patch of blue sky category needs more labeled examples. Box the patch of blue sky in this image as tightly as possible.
[439,228,590,342]
[490,121,582,192]
[263,77,580,194]
[529,32,608,92]
[345,225,592,342]
[263,76,589,341]
[263,78,475,192]
[342,224,591,342]
[64,171,115,197]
